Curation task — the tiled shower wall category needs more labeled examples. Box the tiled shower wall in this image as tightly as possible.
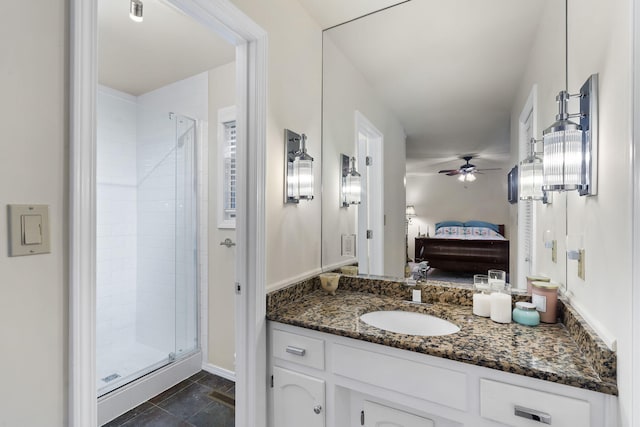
[96,86,139,354]
[96,73,206,365]
[135,74,207,355]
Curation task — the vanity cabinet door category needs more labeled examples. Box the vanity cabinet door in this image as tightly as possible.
[363,400,435,427]
[273,366,325,427]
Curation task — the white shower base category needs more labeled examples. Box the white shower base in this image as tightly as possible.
[97,341,169,396]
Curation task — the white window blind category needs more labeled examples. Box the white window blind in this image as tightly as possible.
[222,120,236,225]
[217,105,237,229]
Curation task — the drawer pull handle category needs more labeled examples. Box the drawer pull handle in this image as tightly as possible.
[313,404,322,414]
[285,346,306,357]
[514,405,552,424]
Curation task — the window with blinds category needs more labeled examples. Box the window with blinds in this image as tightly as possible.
[217,105,237,229]
[223,120,237,222]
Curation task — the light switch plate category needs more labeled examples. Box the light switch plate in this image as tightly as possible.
[7,204,51,256]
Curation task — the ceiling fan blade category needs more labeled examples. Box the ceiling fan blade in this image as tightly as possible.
[445,171,460,176]
[476,168,502,172]
[438,169,457,174]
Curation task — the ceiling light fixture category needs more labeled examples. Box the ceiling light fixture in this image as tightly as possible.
[458,173,476,183]
[130,0,143,22]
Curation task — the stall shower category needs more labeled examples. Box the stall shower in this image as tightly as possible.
[96,86,198,396]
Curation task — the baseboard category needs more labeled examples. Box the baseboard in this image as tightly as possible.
[202,362,236,382]
[98,351,202,426]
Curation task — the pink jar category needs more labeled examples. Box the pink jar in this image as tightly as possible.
[531,281,559,323]
[526,275,549,295]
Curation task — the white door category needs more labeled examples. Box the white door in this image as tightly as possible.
[273,366,325,427]
[363,401,434,427]
[356,111,384,276]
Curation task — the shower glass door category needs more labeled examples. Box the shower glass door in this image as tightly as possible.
[96,91,198,396]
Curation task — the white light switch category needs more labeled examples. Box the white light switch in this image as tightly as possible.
[8,204,50,256]
[22,214,43,245]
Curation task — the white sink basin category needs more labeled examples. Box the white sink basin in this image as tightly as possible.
[360,310,460,336]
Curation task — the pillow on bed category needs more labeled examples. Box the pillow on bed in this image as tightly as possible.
[435,221,464,230]
[435,226,466,236]
[467,226,504,238]
[463,220,500,233]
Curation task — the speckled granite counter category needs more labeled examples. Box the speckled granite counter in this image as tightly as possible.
[267,276,618,396]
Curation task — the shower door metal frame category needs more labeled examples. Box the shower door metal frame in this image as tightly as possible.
[69,1,268,426]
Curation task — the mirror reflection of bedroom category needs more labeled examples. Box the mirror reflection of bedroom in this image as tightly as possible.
[321,0,565,288]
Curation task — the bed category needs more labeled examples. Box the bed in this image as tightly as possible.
[414,221,509,274]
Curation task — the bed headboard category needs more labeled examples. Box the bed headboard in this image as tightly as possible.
[498,224,505,236]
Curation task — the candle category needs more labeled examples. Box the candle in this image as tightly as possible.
[473,292,491,317]
[490,292,512,323]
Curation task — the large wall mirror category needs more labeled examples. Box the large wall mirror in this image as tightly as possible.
[321,0,569,288]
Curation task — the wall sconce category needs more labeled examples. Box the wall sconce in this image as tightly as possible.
[519,138,544,201]
[129,0,143,22]
[542,74,598,196]
[285,129,314,203]
[341,154,361,207]
[406,205,416,222]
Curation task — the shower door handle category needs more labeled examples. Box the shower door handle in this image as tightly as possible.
[220,238,236,248]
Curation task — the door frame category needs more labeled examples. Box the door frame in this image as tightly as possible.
[517,85,538,289]
[69,1,267,426]
[355,111,384,276]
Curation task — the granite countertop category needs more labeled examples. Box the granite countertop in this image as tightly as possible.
[266,277,618,396]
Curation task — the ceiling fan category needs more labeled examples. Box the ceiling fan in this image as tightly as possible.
[438,156,500,181]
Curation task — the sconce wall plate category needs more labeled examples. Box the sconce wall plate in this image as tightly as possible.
[579,74,598,196]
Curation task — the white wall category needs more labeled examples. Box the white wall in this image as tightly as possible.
[509,0,567,287]
[406,172,510,259]
[207,61,237,372]
[566,0,632,424]
[0,1,67,425]
[230,0,323,290]
[322,36,407,277]
[512,0,634,425]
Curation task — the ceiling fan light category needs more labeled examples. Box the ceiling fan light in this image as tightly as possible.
[467,173,476,182]
[130,0,143,22]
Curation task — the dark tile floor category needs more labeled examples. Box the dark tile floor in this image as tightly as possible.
[102,371,235,427]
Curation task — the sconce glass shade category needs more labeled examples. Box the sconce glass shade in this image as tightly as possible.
[344,157,361,205]
[292,151,314,200]
[285,130,314,203]
[519,140,544,200]
[542,121,582,192]
[458,173,476,182]
[130,0,143,22]
[406,205,416,217]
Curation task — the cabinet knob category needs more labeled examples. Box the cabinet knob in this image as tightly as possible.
[313,405,322,414]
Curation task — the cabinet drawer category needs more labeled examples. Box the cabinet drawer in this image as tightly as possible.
[272,329,325,370]
[333,343,467,411]
[480,379,590,427]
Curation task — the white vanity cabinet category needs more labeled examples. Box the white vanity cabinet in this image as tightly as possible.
[268,321,617,427]
[363,400,435,427]
[273,366,325,427]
